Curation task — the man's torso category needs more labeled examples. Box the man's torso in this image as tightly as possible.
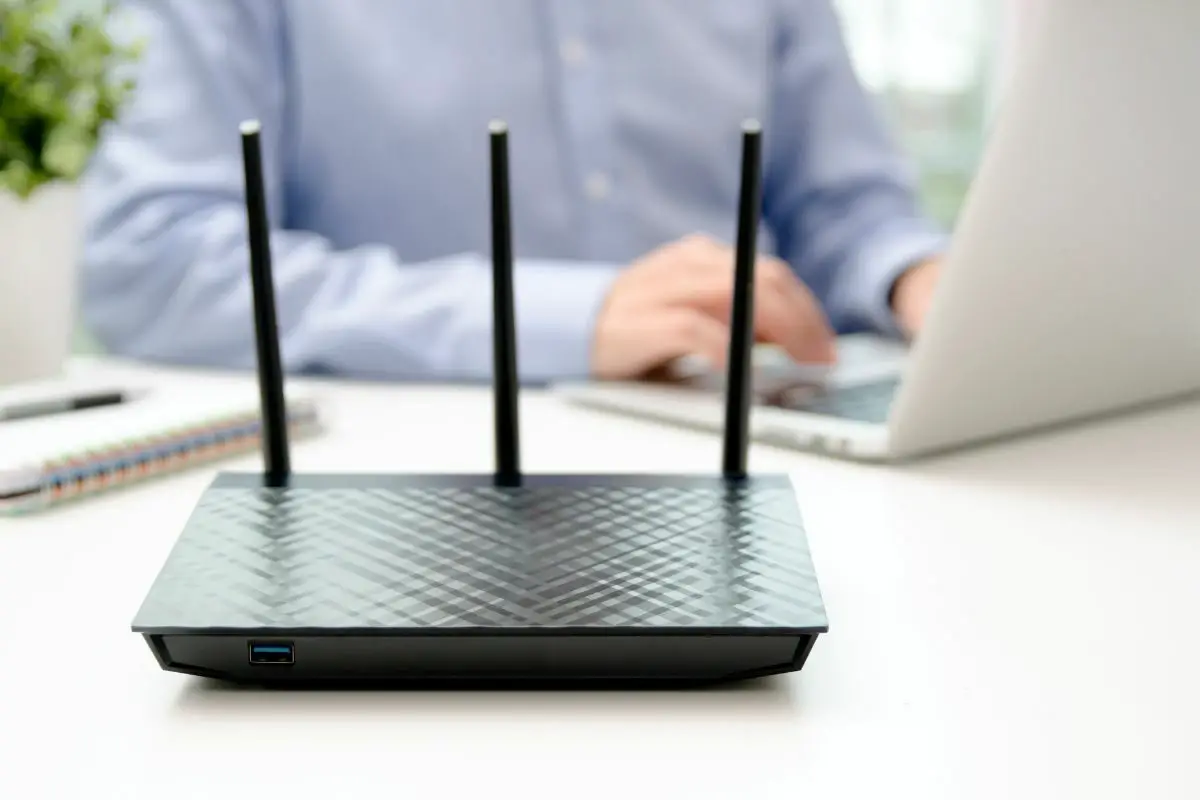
[277,0,785,265]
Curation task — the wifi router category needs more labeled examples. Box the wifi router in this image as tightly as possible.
[131,119,828,685]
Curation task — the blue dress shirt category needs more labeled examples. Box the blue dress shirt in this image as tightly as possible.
[81,0,947,382]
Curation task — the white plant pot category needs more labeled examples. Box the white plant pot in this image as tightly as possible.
[0,182,79,387]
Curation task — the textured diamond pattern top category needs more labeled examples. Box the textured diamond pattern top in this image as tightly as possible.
[133,473,827,632]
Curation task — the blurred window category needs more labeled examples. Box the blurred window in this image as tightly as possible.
[834,0,1003,225]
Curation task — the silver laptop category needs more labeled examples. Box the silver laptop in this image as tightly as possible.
[556,0,1200,462]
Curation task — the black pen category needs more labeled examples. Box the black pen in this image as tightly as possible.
[0,390,138,423]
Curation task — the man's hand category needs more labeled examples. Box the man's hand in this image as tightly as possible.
[590,234,836,380]
[891,257,942,337]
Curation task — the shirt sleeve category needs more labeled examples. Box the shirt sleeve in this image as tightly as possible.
[763,0,949,336]
[80,0,620,382]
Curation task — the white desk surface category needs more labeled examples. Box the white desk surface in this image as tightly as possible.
[2,359,1198,799]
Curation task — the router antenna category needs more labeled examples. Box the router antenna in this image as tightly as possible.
[239,119,291,487]
[721,120,763,481]
[489,120,521,486]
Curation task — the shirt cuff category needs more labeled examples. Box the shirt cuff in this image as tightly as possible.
[513,260,623,383]
[835,223,949,337]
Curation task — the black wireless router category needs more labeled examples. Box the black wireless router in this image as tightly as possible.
[131,118,828,685]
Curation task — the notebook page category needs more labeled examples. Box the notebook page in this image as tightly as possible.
[0,384,311,470]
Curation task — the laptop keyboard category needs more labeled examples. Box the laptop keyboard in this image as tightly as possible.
[761,377,900,425]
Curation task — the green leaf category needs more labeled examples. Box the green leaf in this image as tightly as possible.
[0,0,142,197]
[0,160,35,199]
[42,123,90,180]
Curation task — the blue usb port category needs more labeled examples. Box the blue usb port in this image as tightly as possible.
[248,641,294,665]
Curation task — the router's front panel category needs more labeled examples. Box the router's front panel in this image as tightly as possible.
[145,631,818,684]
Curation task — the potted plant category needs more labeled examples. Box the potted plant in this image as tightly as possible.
[0,0,140,386]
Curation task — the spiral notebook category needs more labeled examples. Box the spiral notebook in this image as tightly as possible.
[0,379,322,515]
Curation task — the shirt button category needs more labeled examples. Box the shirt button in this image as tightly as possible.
[584,172,611,200]
[559,37,588,66]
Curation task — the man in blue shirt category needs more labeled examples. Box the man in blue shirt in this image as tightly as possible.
[82,0,946,383]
